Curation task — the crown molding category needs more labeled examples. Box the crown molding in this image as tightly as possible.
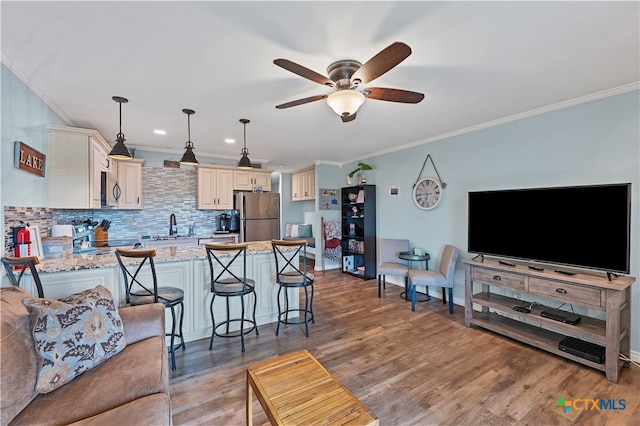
[2,56,76,126]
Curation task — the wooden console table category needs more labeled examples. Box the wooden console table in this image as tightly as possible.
[246,349,378,425]
[464,258,635,383]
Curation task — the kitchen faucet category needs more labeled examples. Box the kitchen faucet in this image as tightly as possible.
[169,214,177,236]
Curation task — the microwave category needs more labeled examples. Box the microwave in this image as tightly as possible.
[101,171,121,208]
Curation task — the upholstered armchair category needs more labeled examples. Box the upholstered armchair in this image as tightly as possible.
[408,244,460,313]
[377,239,410,298]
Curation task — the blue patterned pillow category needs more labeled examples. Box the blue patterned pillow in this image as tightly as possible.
[297,224,312,238]
[23,285,126,394]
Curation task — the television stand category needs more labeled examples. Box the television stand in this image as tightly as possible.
[464,258,635,383]
[553,269,577,276]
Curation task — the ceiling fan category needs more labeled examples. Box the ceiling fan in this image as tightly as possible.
[274,42,424,123]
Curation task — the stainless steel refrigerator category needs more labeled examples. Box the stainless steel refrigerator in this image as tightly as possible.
[235,192,280,242]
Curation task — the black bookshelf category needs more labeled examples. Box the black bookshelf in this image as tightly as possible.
[341,185,376,280]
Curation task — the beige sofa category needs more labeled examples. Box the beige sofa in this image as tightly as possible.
[1,286,172,426]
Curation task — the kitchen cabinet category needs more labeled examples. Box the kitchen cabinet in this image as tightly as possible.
[197,234,239,244]
[234,169,271,192]
[30,243,293,343]
[196,165,234,210]
[117,159,145,209]
[37,267,119,301]
[291,166,315,201]
[48,125,112,209]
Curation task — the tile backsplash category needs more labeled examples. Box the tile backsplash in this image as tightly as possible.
[4,167,236,254]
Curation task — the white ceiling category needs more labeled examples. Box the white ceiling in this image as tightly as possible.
[2,1,638,173]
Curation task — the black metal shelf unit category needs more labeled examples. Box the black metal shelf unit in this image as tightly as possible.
[341,185,376,280]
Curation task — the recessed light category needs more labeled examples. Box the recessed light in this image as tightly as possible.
[154,129,166,135]
[224,138,235,144]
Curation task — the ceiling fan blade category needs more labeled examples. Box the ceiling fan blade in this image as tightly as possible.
[275,94,328,109]
[365,87,424,103]
[341,113,357,123]
[351,42,412,85]
[274,59,335,87]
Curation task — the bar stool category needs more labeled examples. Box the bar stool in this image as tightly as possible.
[115,248,185,370]
[205,243,258,352]
[2,256,45,297]
[271,239,314,337]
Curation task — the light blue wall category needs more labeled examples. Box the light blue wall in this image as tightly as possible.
[1,64,67,207]
[280,172,303,234]
[347,90,639,353]
[368,91,638,270]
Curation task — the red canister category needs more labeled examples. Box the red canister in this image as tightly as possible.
[14,226,32,257]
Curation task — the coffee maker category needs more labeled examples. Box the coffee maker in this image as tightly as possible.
[216,213,231,232]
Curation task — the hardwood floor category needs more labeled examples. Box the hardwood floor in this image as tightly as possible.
[169,270,639,425]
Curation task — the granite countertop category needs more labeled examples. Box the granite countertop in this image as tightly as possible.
[37,241,276,273]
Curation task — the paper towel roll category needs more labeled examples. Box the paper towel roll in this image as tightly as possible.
[51,225,74,238]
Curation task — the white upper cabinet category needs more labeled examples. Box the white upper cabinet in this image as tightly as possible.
[196,165,234,210]
[234,169,271,192]
[291,166,315,201]
[117,159,145,210]
[48,125,111,209]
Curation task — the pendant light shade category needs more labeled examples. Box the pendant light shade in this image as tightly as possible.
[108,96,133,160]
[326,89,365,117]
[237,118,253,169]
[179,109,199,165]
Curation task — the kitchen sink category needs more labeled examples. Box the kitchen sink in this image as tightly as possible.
[143,235,193,241]
[142,236,198,248]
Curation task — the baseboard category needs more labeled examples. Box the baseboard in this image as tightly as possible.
[316,264,340,271]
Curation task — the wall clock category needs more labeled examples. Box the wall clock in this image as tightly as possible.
[412,177,442,210]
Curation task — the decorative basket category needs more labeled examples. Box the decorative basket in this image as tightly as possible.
[164,160,180,168]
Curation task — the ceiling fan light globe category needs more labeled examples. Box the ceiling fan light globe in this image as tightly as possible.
[326,90,365,117]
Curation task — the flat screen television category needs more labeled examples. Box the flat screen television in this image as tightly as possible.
[468,183,631,274]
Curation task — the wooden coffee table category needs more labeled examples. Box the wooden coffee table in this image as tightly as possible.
[246,349,378,426]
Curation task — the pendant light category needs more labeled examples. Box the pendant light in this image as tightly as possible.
[179,109,199,165]
[108,96,133,160]
[237,118,253,169]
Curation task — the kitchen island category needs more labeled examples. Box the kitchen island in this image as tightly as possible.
[6,241,298,344]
